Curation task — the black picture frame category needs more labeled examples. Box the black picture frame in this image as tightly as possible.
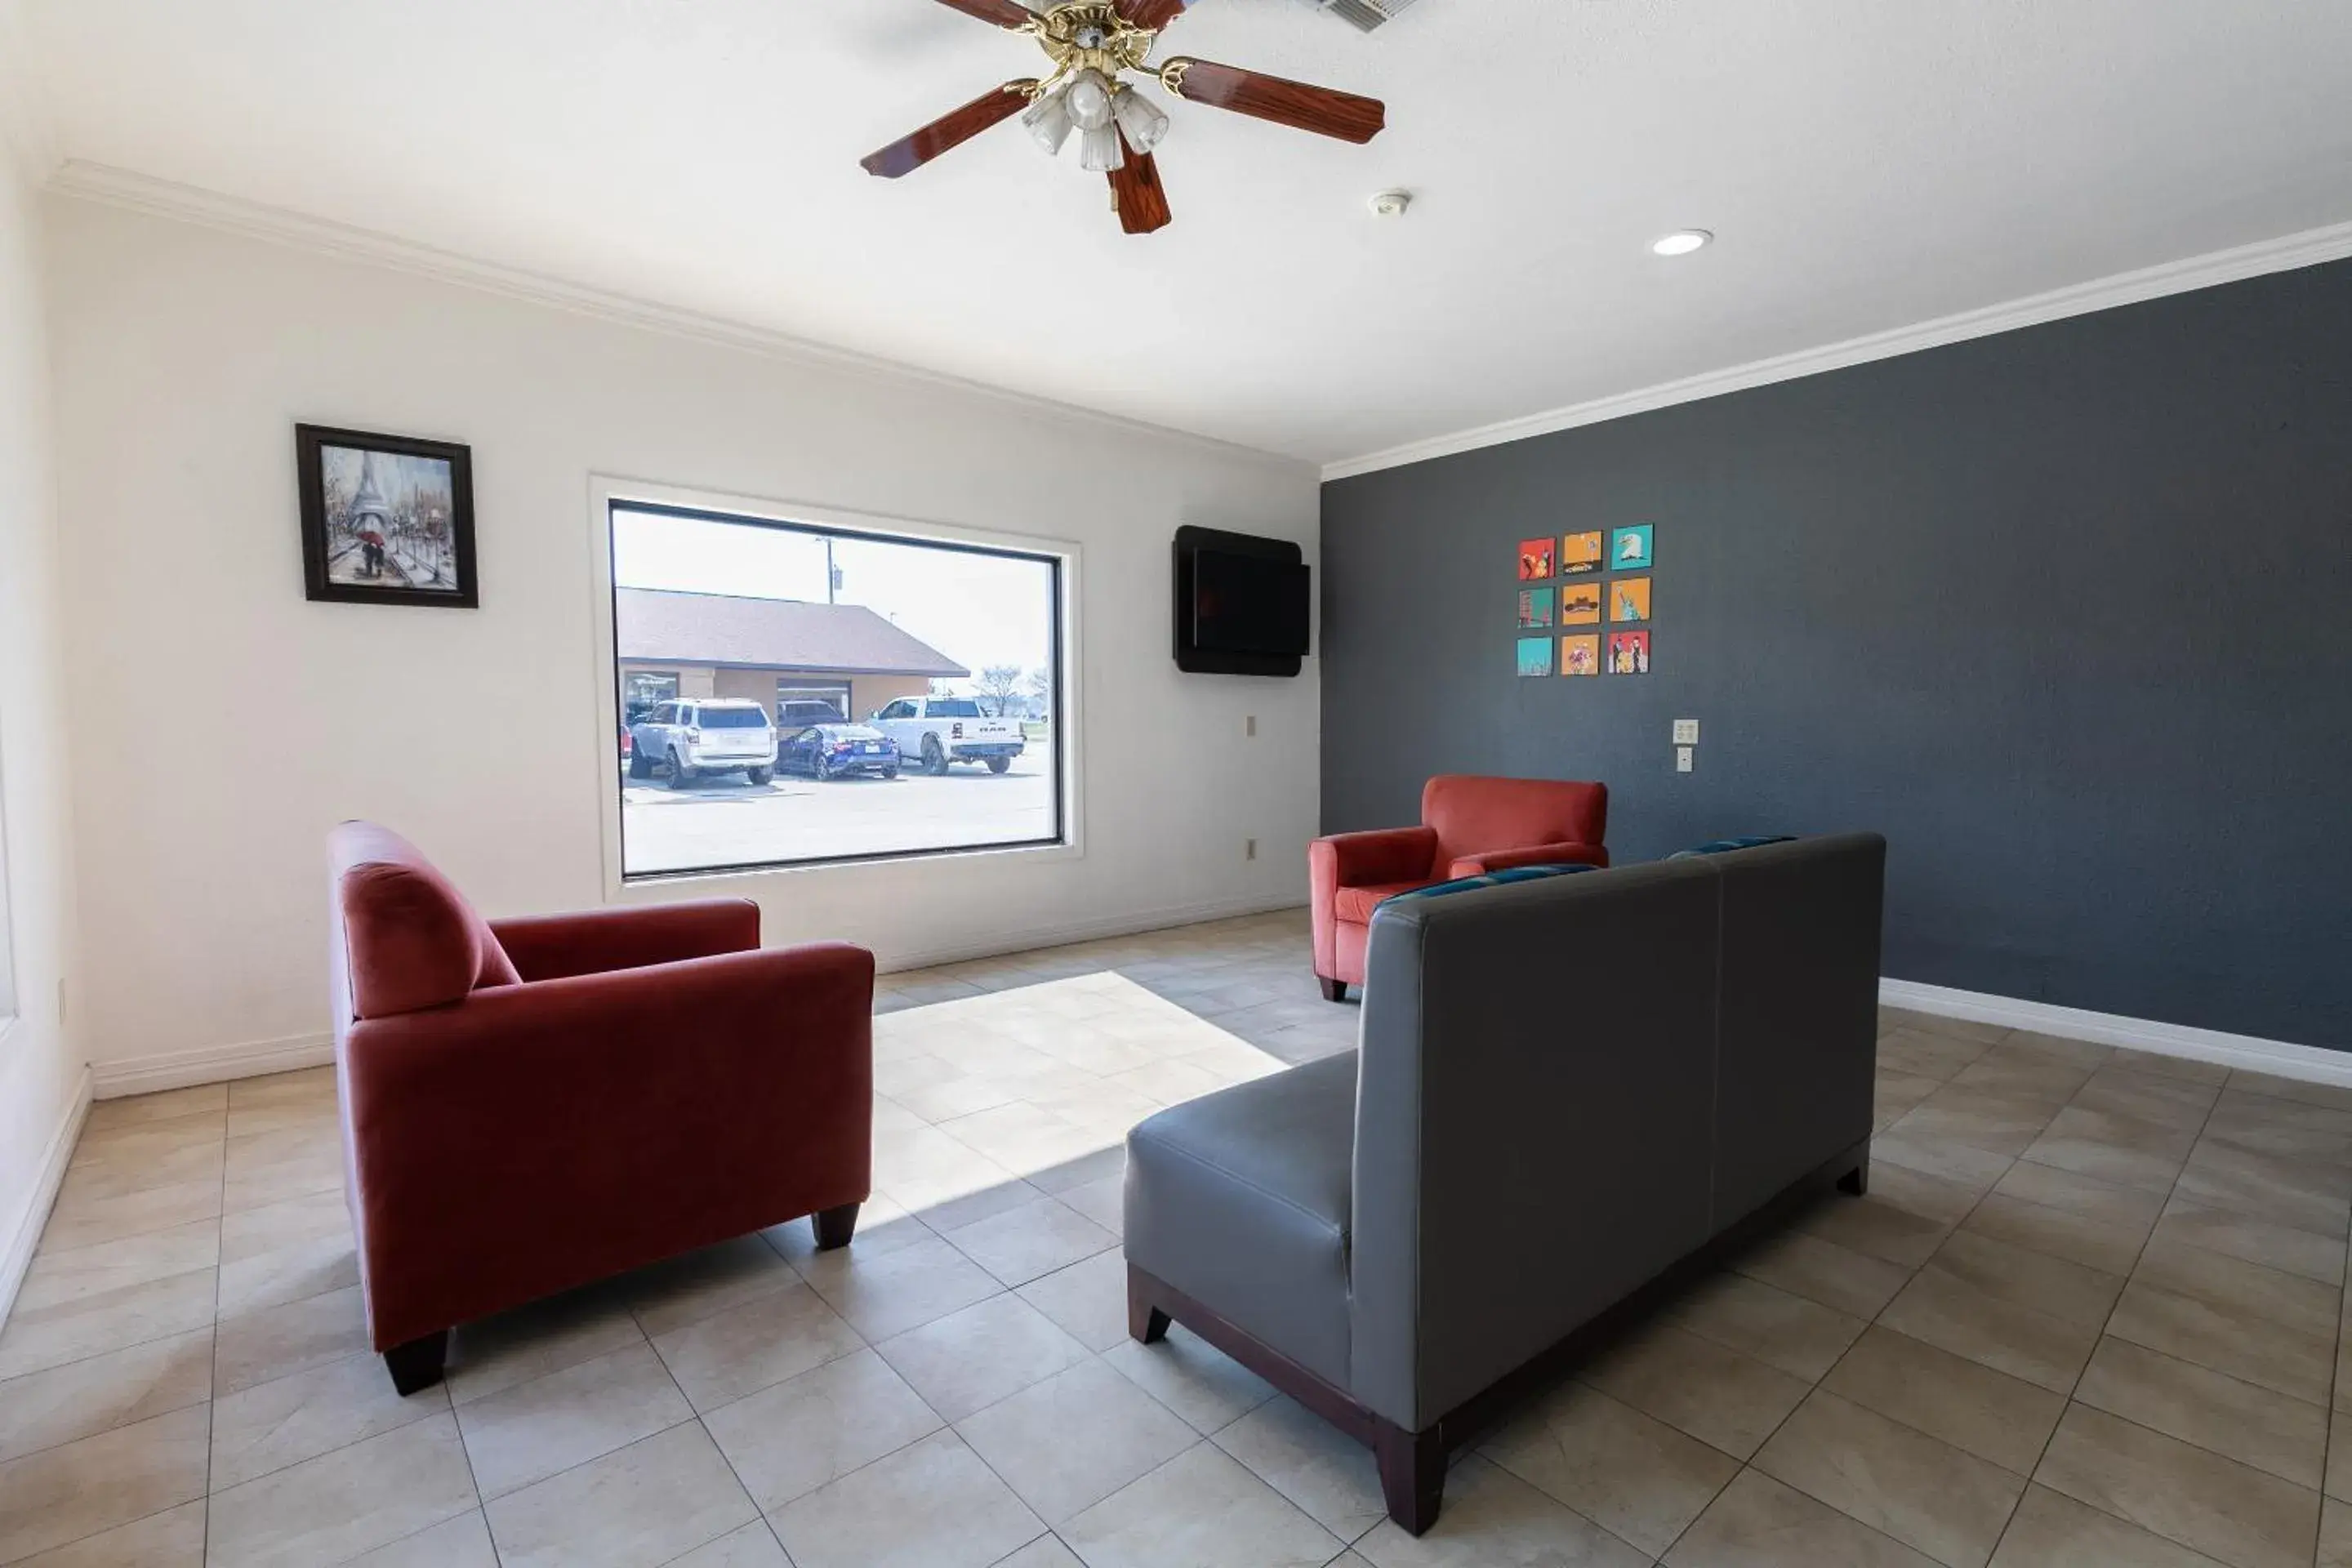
[296,424,479,608]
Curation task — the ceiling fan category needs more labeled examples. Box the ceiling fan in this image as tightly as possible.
[861,0,1387,235]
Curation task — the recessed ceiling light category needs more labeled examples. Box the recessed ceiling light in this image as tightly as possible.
[1650,229,1713,257]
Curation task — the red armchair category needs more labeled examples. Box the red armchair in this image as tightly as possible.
[1310,775,1609,998]
[327,823,874,1394]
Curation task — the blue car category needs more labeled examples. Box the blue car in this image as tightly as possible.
[778,724,901,781]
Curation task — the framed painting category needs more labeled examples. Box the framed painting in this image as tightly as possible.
[1561,635,1601,676]
[1610,524,1655,572]
[1517,587,1555,630]
[1608,630,1651,675]
[1563,531,1606,574]
[296,425,479,608]
[1517,537,1555,581]
[1516,636,1555,677]
[1560,581,1604,626]
[1610,577,1652,624]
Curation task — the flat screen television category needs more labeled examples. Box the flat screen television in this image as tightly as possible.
[1174,527,1308,676]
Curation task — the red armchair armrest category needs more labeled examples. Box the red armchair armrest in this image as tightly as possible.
[488,898,760,982]
[341,941,872,1349]
[1314,826,1441,888]
[1446,840,1611,879]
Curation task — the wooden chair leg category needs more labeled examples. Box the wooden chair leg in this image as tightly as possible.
[1374,1421,1446,1536]
[1127,1266,1170,1344]
[383,1330,448,1396]
[813,1202,862,1250]
[1320,976,1348,1003]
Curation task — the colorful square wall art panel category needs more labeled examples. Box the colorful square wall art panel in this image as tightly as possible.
[1609,630,1651,675]
[1517,636,1555,677]
[1611,524,1655,571]
[1610,577,1652,624]
[1517,538,1555,581]
[1563,531,1606,575]
[1559,581,1604,626]
[1517,587,1555,629]
[1561,635,1601,677]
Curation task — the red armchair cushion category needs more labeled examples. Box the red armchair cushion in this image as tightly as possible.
[1446,840,1612,880]
[330,822,518,1018]
[1423,775,1608,870]
[1334,880,1432,923]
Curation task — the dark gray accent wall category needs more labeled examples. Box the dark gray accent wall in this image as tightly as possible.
[1321,259,2352,1050]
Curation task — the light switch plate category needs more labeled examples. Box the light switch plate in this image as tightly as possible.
[1676,747,1695,773]
[1673,719,1700,746]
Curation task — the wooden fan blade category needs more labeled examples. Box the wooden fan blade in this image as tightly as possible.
[862,81,1038,178]
[932,0,1040,28]
[1163,57,1385,143]
[1107,138,1172,234]
[1115,0,1196,30]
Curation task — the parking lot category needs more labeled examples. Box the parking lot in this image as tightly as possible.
[621,754,1057,875]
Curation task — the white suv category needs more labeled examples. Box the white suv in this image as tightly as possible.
[628,699,777,787]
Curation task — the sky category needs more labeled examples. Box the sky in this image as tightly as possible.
[612,508,1056,682]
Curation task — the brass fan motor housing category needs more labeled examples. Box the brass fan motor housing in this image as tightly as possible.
[1027,2,1159,92]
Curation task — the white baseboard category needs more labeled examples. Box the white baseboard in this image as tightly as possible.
[875,894,1307,978]
[1880,978,2352,1089]
[1,1066,93,1330]
[92,1031,335,1100]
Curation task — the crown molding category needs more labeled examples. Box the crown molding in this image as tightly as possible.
[45,160,1303,474]
[1322,218,2352,483]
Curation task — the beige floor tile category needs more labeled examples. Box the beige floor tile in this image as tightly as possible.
[84,1085,226,1133]
[2173,1144,2352,1238]
[1944,1049,2086,1106]
[212,1282,369,1396]
[2071,1068,2221,1130]
[1017,1250,1134,1352]
[649,1276,865,1412]
[800,1235,1006,1342]
[5,1499,206,1567]
[1352,1454,1649,1567]
[66,1115,225,1174]
[1579,1322,1813,1460]
[1927,1229,2126,1330]
[1878,1031,1993,1082]
[1058,1172,1126,1236]
[2328,1410,2352,1501]
[765,1192,933,1268]
[226,1067,336,1110]
[1895,1083,2062,1156]
[2133,1236,2341,1342]
[1064,1443,1344,1568]
[1877,1265,2100,1394]
[2155,1199,2349,1285]
[1214,1395,1389,1544]
[1733,1230,1915,1319]
[941,1196,1119,1288]
[1667,1468,1943,1566]
[2227,1071,2352,1114]
[666,1521,791,1566]
[1993,1160,2167,1230]
[342,1509,499,1567]
[1793,1188,1953,1270]
[1960,1192,2148,1278]
[0,1328,212,1465]
[1877,1070,1944,1126]
[35,1179,223,1258]
[702,1348,942,1512]
[2075,1335,2327,1490]
[1481,1380,1739,1556]
[1756,1390,2026,1567]
[2004,1031,2115,1071]
[2111,1049,2230,1086]
[210,1350,448,1490]
[1821,1325,2066,1476]
[205,1413,478,1566]
[619,1234,801,1339]
[875,1294,1090,1423]
[0,1405,208,1564]
[1662,1272,1869,1381]
[1880,1008,2008,1045]
[2020,1114,2189,1195]
[220,1125,345,1209]
[2106,1278,2335,1404]
[1989,1484,2226,1567]
[1873,1163,1986,1227]
[994,1535,1086,1568]
[51,1140,223,1210]
[484,1419,760,1568]
[454,1339,694,1499]
[772,1428,1046,1568]
[213,1232,359,1321]
[0,1267,217,1382]
[956,1357,1199,1525]
[443,1284,647,1406]
[11,1222,220,1316]
[1101,1330,1276,1435]
[2035,1403,2319,1568]
[2325,1498,2352,1568]
[1871,1132,2013,1193]
[217,1186,348,1267]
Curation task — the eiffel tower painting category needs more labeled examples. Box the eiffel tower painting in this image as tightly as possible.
[297,425,479,608]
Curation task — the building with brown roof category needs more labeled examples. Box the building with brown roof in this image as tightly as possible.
[615,587,968,725]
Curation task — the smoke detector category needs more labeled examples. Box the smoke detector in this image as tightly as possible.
[1292,0,1420,33]
[1369,189,1413,218]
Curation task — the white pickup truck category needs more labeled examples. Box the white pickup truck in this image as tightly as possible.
[868,697,1026,776]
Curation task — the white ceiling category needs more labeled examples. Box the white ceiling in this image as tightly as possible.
[20,0,2352,468]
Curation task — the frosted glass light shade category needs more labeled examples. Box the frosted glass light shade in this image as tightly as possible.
[1110,86,1169,154]
[1066,69,1115,131]
[1079,122,1127,172]
[1022,87,1074,155]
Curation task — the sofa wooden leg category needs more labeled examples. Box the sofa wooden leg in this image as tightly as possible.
[1127,1267,1170,1345]
[1838,1160,1869,1196]
[383,1330,448,1396]
[813,1203,862,1251]
[1320,976,1348,1003]
[1374,1421,1446,1536]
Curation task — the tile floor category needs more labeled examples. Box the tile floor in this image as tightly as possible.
[4,907,2352,1566]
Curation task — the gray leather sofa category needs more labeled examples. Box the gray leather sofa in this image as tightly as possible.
[1123,833,1886,1535]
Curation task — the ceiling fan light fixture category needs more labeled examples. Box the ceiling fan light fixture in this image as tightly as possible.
[1111,85,1170,154]
[1022,86,1076,156]
[1650,229,1714,257]
[1066,69,1116,132]
[1079,121,1128,173]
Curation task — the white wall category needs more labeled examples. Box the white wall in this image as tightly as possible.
[0,108,86,1298]
[45,195,1321,1084]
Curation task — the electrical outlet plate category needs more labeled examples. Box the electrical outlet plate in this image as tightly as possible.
[1673,719,1700,746]
[1245,839,1258,861]
[1676,747,1695,773]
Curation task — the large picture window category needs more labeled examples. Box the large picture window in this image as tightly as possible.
[608,500,1068,878]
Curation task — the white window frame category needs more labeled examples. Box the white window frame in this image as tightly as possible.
[588,475,1084,894]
